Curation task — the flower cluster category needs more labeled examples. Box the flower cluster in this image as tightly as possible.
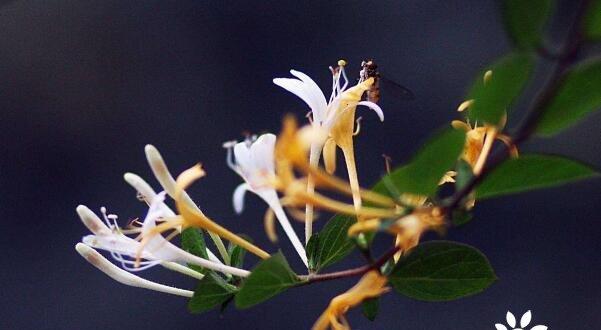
[74,60,507,330]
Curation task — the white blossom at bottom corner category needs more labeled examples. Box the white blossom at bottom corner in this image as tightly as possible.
[495,310,548,330]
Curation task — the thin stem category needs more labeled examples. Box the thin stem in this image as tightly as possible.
[444,0,589,213]
[299,245,401,283]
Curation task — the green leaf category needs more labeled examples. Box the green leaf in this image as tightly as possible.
[361,297,379,321]
[181,228,209,274]
[502,0,553,49]
[306,233,320,272]
[373,128,466,197]
[227,235,251,269]
[389,241,496,301]
[585,0,601,40]
[235,252,300,309]
[468,53,534,124]
[188,273,237,314]
[452,209,474,226]
[476,154,599,199]
[313,214,356,272]
[535,60,601,136]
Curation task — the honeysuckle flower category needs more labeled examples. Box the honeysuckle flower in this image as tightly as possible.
[496,310,548,330]
[313,270,389,330]
[273,117,399,220]
[274,61,384,243]
[75,243,193,298]
[348,207,445,261]
[225,133,308,268]
[146,164,271,260]
[123,171,222,265]
[78,192,251,278]
[144,144,230,264]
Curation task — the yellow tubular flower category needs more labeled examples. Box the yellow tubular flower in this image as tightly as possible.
[274,117,399,219]
[348,207,445,262]
[313,270,389,330]
[327,78,375,216]
[174,165,271,259]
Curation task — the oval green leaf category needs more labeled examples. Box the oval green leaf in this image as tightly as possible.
[476,154,599,199]
[188,273,237,314]
[312,214,356,272]
[468,53,534,124]
[181,228,209,274]
[535,60,601,136]
[502,0,553,49]
[372,128,466,197]
[235,252,299,309]
[389,241,496,301]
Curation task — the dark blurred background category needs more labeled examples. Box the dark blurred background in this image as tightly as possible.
[0,0,599,329]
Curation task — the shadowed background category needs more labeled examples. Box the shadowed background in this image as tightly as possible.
[0,0,599,329]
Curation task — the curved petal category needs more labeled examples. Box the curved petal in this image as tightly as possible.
[520,310,532,328]
[233,183,250,214]
[289,70,328,121]
[495,324,508,330]
[273,74,327,123]
[233,142,252,173]
[506,311,516,328]
[357,101,384,121]
[250,133,276,174]
[531,326,548,330]
[76,205,112,236]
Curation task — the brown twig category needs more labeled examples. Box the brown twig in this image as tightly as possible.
[299,245,401,284]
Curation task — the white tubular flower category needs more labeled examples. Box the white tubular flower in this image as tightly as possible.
[122,172,222,264]
[272,66,383,133]
[77,193,250,278]
[75,243,193,298]
[225,133,308,268]
[144,144,230,264]
[273,63,384,243]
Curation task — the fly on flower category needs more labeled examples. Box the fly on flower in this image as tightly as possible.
[359,59,415,104]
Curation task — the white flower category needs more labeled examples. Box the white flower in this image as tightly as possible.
[273,63,384,243]
[272,67,384,132]
[225,133,308,268]
[495,310,548,330]
[75,243,194,297]
[78,192,250,278]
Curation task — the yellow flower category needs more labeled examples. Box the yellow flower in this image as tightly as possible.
[313,271,389,330]
[348,207,445,261]
[274,62,384,242]
[139,165,271,261]
[274,117,399,220]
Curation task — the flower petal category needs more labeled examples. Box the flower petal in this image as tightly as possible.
[250,133,276,174]
[506,311,516,328]
[233,183,250,214]
[520,310,532,328]
[531,325,548,330]
[76,205,111,236]
[357,101,384,121]
[495,324,508,330]
[289,69,328,121]
[273,74,327,123]
[233,141,252,172]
